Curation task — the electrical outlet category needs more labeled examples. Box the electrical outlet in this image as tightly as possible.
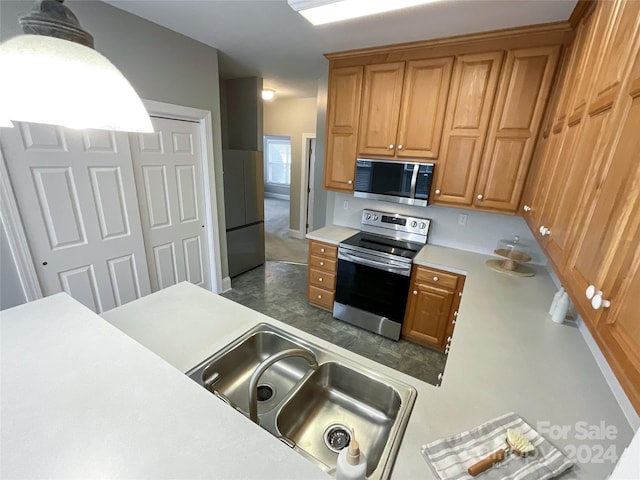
[343,200,349,210]
[458,214,467,226]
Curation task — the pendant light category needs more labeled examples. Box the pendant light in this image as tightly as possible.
[0,0,153,132]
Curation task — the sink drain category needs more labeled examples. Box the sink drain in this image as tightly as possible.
[256,384,274,402]
[324,424,352,453]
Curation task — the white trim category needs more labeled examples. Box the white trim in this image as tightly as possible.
[264,192,290,201]
[143,99,224,294]
[222,276,232,293]
[0,148,43,301]
[577,315,639,430]
[301,133,316,234]
[288,229,304,240]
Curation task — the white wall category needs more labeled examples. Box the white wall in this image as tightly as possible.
[331,193,547,264]
[263,97,317,232]
[0,1,229,290]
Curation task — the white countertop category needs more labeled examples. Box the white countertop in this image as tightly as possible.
[0,293,329,480]
[306,225,358,245]
[2,237,634,479]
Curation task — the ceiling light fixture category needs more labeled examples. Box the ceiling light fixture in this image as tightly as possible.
[0,0,152,132]
[262,89,276,101]
[288,0,440,25]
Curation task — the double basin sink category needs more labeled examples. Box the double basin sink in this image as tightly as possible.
[186,323,416,480]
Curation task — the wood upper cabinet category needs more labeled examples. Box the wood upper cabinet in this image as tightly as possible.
[358,62,405,156]
[358,58,454,159]
[396,57,454,158]
[324,65,364,192]
[475,46,560,212]
[402,265,465,352]
[432,51,504,207]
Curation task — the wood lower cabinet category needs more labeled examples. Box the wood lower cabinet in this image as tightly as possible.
[307,240,338,311]
[402,266,465,352]
[358,57,454,159]
[324,66,363,192]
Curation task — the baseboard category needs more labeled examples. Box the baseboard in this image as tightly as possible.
[264,192,290,201]
[288,228,304,240]
[577,316,639,431]
[221,276,232,293]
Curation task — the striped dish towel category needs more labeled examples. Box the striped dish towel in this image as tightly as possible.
[421,412,574,480]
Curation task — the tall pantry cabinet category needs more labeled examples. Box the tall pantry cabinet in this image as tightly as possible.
[522,0,640,413]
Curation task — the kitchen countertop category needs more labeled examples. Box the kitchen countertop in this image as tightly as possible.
[306,225,358,245]
[0,293,329,480]
[2,232,634,479]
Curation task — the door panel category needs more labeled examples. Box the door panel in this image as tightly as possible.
[1,123,151,312]
[433,51,503,206]
[358,62,405,156]
[130,116,211,291]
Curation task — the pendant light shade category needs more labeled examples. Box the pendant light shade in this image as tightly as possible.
[0,0,153,132]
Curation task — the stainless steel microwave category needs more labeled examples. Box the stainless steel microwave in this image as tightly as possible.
[353,158,435,207]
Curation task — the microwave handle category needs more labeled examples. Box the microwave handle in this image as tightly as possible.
[410,164,419,199]
[338,251,411,275]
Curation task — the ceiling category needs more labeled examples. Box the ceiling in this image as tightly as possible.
[104,0,577,99]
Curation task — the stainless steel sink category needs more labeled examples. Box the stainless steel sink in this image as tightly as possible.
[186,324,416,480]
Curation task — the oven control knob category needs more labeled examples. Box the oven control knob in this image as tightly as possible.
[411,220,417,228]
[365,213,372,220]
[373,214,379,221]
[419,222,426,229]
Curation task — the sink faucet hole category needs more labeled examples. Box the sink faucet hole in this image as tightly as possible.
[324,424,352,453]
[257,384,274,402]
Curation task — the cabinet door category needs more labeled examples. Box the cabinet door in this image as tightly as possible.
[358,62,405,156]
[396,57,454,159]
[475,46,559,212]
[565,47,640,325]
[324,66,363,192]
[595,224,640,413]
[432,52,503,207]
[402,282,454,351]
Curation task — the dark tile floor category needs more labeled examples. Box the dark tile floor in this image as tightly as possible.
[221,261,447,386]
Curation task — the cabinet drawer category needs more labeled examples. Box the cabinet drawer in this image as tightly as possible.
[309,268,336,290]
[309,254,337,273]
[415,266,459,290]
[309,241,337,258]
[308,285,334,310]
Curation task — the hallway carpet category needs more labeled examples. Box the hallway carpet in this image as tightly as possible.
[222,261,448,386]
[264,197,308,264]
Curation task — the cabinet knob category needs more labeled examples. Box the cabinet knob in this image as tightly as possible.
[585,285,597,299]
[347,179,353,185]
[438,373,443,381]
[453,311,458,317]
[433,276,439,282]
[523,205,532,212]
[320,248,325,253]
[317,294,322,300]
[452,319,456,325]
[318,277,323,282]
[447,336,452,343]
[591,293,611,310]
[398,144,403,150]
[319,261,324,266]
[541,227,551,236]
[435,189,441,195]
[476,194,484,200]
[413,290,418,295]
[389,144,394,150]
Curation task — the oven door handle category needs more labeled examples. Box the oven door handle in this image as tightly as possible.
[338,251,411,275]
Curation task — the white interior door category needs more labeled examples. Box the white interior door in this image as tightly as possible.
[0,123,151,313]
[130,116,211,291]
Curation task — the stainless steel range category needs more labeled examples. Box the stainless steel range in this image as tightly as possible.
[334,209,430,340]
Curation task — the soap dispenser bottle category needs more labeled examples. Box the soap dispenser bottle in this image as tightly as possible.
[336,428,367,480]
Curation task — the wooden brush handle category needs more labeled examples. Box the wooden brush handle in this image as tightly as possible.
[467,449,506,476]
